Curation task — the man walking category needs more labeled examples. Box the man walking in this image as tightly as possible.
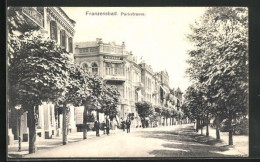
[102,121,106,134]
[126,119,131,133]
[121,120,126,132]
[106,118,110,135]
[94,120,100,137]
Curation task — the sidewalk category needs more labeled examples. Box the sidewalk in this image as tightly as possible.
[8,129,124,158]
[195,125,248,156]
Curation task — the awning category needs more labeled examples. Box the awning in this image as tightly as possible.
[104,59,124,63]
[160,85,169,93]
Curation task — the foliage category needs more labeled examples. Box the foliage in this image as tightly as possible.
[185,7,248,143]
[8,31,71,110]
[135,101,154,120]
[100,85,120,119]
[57,64,90,107]
[83,73,103,110]
[161,107,171,119]
[186,7,248,120]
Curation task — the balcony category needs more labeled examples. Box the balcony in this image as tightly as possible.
[104,67,125,82]
[22,7,44,28]
[103,75,126,82]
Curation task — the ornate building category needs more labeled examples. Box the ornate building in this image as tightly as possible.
[74,39,184,128]
[8,7,76,144]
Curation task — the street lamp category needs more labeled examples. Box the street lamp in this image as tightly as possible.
[15,105,22,152]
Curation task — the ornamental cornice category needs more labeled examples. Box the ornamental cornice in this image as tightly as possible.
[47,7,75,36]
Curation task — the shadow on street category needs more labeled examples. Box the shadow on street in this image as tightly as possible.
[136,125,235,157]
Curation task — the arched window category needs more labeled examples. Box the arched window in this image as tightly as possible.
[92,63,98,74]
[50,21,57,41]
[82,63,89,72]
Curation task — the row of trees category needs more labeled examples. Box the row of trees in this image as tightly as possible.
[7,7,120,154]
[135,101,184,128]
[183,7,248,145]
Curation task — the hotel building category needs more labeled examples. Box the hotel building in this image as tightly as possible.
[74,39,183,128]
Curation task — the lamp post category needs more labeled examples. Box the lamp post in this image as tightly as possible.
[15,105,22,152]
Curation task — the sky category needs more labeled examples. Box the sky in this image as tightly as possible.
[62,7,206,92]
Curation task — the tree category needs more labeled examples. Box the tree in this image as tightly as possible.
[135,101,154,128]
[81,73,103,139]
[161,107,171,126]
[100,85,120,121]
[57,64,90,145]
[154,105,162,126]
[8,31,71,153]
[186,7,248,145]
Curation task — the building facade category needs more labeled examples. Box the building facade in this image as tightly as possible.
[74,39,184,128]
[8,7,76,144]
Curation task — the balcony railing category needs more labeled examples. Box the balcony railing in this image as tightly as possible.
[103,75,126,82]
[105,67,124,76]
[22,7,44,28]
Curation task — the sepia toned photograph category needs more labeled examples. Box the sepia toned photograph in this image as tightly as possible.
[7,6,249,159]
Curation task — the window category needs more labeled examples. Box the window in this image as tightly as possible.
[105,63,112,75]
[90,48,94,52]
[50,21,57,41]
[92,63,98,74]
[82,63,89,72]
[135,91,138,102]
[60,30,66,49]
[69,37,73,53]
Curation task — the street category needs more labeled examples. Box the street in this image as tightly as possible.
[23,124,247,158]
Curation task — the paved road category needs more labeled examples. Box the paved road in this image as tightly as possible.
[25,124,244,158]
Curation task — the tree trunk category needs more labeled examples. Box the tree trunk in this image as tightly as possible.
[228,112,233,145]
[28,107,37,154]
[200,119,203,135]
[62,104,68,145]
[83,106,88,139]
[216,116,220,140]
[159,115,161,127]
[206,113,209,137]
[166,117,168,126]
[196,118,199,132]
[141,119,145,128]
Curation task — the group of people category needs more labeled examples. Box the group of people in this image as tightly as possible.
[121,119,131,133]
[94,120,110,136]
[93,118,132,137]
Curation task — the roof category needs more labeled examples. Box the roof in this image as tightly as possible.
[74,41,99,48]
[58,7,76,25]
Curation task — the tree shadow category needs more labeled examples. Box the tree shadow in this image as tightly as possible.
[136,125,236,157]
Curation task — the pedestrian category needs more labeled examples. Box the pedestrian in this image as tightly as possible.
[106,118,110,135]
[102,121,106,134]
[126,119,131,133]
[94,120,100,137]
[121,120,125,132]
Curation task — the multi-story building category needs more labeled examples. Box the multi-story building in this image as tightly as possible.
[8,7,76,144]
[74,38,184,128]
[74,39,144,127]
